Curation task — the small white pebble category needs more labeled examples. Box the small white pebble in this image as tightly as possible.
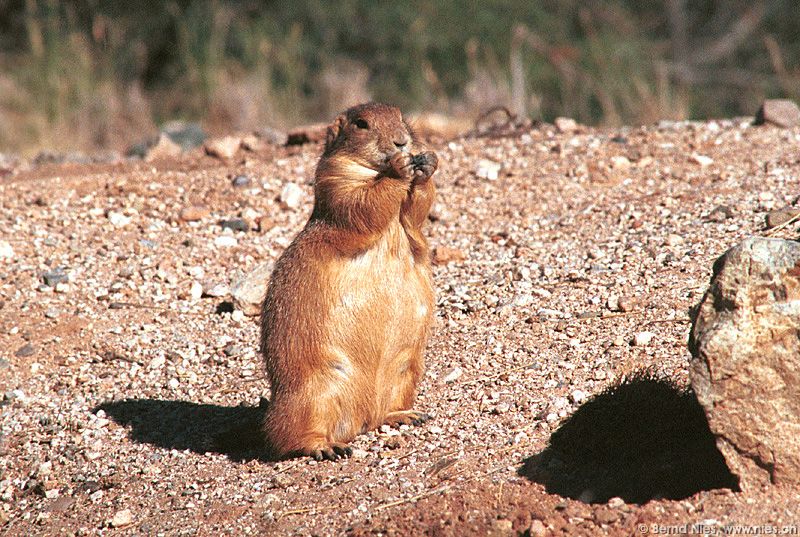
[609,155,630,170]
[280,183,304,209]
[54,282,70,293]
[110,509,132,528]
[187,266,205,279]
[570,389,588,404]
[441,367,463,384]
[689,153,713,167]
[475,159,501,180]
[608,497,625,508]
[632,331,655,346]
[214,236,238,248]
[37,461,52,476]
[189,281,203,301]
[0,241,14,259]
[665,233,684,247]
[107,211,131,227]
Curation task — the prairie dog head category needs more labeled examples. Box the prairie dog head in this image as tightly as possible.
[322,102,415,175]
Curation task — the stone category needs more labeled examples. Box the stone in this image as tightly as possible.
[286,123,328,145]
[665,233,684,247]
[432,246,466,265]
[570,389,587,404]
[255,216,273,233]
[279,183,304,210]
[231,175,251,188]
[202,282,230,298]
[162,121,206,149]
[528,520,547,537]
[223,344,244,357]
[189,281,203,301]
[631,331,654,346]
[765,207,800,230]
[15,344,36,358]
[594,507,619,525]
[256,127,289,146]
[491,518,514,535]
[754,99,800,128]
[42,270,68,287]
[179,206,210,222]
[707,205,734,223]
[214,236,238,248]
[148,354,166,370]
[689,153,713,167]
[554,117,578,133]
[144,134,182,162]
[204,136,241,160]
[107,211,131,228]
[512,293,534,307]
[0,241,13,260]
[240,134,267,152]
[110,508,132,528]
[220,218,250,232]
[617,296,636,312]
[441,367,463,383]
[54,282,70,293]
[231,261,275,316]
[609,155,631,170]
[475,159,501,180]
[607,497,625,508]
[47,496,76,513]
[689,237,800,489]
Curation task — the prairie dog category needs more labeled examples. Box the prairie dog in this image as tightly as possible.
[260,103,438,460]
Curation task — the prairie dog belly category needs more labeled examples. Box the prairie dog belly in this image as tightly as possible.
[326,223,432,366]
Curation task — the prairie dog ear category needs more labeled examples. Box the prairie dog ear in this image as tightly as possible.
[325,114,347,153]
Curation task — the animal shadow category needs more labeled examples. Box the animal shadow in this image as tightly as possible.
[519,371,739,504]
[96,397,271,461]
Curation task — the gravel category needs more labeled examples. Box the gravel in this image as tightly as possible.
[1,118,799,535]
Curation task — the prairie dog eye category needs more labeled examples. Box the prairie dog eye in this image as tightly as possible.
[354,118,369,129]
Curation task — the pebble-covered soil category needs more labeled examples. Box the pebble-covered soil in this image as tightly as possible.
[1,118,799,536]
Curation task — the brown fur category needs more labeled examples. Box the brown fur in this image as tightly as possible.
[259,103,438,460]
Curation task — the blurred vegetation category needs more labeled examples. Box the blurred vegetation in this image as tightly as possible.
[0,0,798,153]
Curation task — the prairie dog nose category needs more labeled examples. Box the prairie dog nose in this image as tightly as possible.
[393,132,411,151]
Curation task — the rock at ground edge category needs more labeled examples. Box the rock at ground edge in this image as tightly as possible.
[754,99,800,128]
[689,237,800,489]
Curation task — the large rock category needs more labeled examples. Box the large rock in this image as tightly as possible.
[231,262,274,316]
[754,99,800,128]
[689,237,800,489]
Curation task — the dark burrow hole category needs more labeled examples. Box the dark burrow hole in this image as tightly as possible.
[519,371,739,504]
[215,300,235,314]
